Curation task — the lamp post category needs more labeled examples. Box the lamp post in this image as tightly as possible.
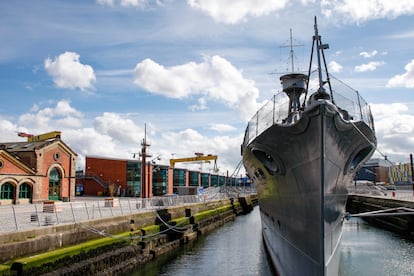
[139,124,162,198]
[141,124,151,198]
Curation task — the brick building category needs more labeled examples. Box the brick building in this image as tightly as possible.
[78,156,173,197]
[0,138,77,204]
[356,158,392,184]
[77,156,238,197]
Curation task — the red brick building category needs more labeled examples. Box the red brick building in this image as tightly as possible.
[77,156,234,197]
[79,156,173,197]
[0,139,77,204]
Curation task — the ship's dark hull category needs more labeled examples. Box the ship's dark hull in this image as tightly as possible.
[242,102,376,275]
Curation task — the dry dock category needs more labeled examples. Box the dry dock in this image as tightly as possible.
[0,193,257,275]
[347,192,414,240]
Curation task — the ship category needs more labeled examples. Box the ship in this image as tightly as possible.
[241,18,376,275]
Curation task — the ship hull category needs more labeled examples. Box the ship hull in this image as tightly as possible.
[242,101,375,275]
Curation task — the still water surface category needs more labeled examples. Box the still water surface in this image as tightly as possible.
[131,207,414,276]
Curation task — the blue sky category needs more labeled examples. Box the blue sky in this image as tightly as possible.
[1,0,414,173]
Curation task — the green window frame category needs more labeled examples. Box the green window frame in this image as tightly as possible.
[19,183,31,199]
[1,182,14,200]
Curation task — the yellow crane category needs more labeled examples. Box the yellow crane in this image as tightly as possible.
[18,131,61,142]
[170,153,218,172]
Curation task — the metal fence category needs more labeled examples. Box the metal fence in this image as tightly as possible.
[350,183,414,202]
[0,187,235,234]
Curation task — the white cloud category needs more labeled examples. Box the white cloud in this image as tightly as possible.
[159,128,242,172]
[94,112,143,145]
[370,103,414,162]
[209,123,237,132]
[18,100,82,129]
[97,0,153,7]
[329,61,343,73]
[134,55,260,120]
[190,97,208,111]
[0,99,244,172]
[120,0,146,6]
[0,119,21,142]
[44,52,96,91]
[354,61,385,72]
[97,0,114,5]
[360,50,378,58]
[386,59,414,88]
[186,0,289,24]
[321,0,414,23]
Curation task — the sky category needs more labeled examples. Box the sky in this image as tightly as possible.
[1,0,414,175]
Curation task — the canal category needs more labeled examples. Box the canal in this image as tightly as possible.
[131,207,414,276]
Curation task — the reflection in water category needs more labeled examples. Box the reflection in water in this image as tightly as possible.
[131,208,414,276]
[131,207,275,276]
[340,218,414,276]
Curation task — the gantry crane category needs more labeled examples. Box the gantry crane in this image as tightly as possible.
[18,131,61,142]
[170,153,218,172]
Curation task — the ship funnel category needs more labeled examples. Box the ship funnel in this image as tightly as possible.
[280,73,308,114]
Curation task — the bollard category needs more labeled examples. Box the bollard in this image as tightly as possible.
[392,191,395,197]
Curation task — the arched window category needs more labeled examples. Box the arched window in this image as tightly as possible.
[1,182,14,200]
[19,183,31,199]
[49,167,61,200]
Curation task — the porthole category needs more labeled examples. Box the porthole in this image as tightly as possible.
[0,159,3,169]
[54,152,60,161]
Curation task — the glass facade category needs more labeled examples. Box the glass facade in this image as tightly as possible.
[210,175,218,187]
[189,171,199,186]
[218,175,226,186]
[127,161,141,196]
[201,173,210,188]
[173,169,186,186]
[152,167,168,196]
[228,177,236,186]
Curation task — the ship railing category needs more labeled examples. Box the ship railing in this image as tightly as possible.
[328,75,375,131]
[243,75,375,147]
[350,181,414,202]
[243,93,290,146]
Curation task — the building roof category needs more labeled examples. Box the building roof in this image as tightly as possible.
[364,158,393,167]
[0,139,77,156]
[0,140,55,152]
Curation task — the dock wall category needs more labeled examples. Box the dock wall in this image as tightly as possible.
[0,195,257,275]
[346,195,414,240]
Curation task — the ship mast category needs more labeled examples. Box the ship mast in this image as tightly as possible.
[279,30,307,119]
[289,29,295,72]
[303,16,334,104]
[280,28,304,73]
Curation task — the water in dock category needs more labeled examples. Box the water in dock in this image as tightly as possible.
[131,207,414,276]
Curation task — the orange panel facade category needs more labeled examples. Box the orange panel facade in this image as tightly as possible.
[84,157,127,196]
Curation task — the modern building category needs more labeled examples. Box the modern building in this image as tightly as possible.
[76,156,243,197]
[0,138,77,205]
[388,162,413,184]
[356,157,413,185]
[355,158,391,183]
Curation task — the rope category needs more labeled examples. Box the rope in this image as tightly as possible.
[346,207,414,219]
[350,121,407,177]
[154,211,188,233]
[78,209,190,240]
[349,121,378,154]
